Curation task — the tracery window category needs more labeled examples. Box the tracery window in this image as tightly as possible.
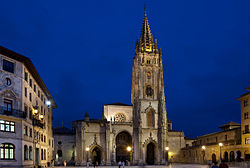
[114,113,126,122]
[0,143,15,160]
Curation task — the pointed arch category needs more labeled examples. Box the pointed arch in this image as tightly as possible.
[145,107,155,127]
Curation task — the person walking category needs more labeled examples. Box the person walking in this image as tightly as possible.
[219,160,229,168]
[210,162,219,168]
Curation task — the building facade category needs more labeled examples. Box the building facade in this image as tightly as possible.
[56,10,189,166]
[0,46,56,168]
[180,87,250,164]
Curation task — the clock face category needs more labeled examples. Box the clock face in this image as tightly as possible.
[146,85,154,97]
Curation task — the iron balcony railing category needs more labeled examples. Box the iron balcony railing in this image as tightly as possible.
[0,106,27,119]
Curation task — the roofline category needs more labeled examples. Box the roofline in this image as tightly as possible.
[0,45,57,108]
[197,127,241,138]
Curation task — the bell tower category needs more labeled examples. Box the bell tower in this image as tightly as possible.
[131,8,168,165]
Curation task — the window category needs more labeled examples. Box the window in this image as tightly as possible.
[24,72,28,81]
[29,93,32,102]
[58,141,62,145]
[0,120,15,132]
[4,99,12,114]
[44,135,46,143]
[225,135,227,141]
[29,108,32,120]
[24,126,28,136]
[215,137,218,142]
[44,149,46,160]
[147,60,151,64]
[244,100,249,107]
[34,84,36,92]
[6,78,11,86]
[25,87,27,97]
[38,90,40,98]
[3,59,14,73]
[244,112,249,119]
[29,128,32,137]
[29,79,32,88]
[245,125,249,133]
[24,145,28,160]
[0,143,15,160]
[246,138,250,144]
[29,146,32,160]
[41,149,43,160]
[41,94,44,101]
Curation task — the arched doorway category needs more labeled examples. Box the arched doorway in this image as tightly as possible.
[230,151,235,162]
[236,151,241,161]
[224,152,228,162]
[146,142,155,165]
[116,131,132,162]
[92,147,101,165]
[212,153,216,163]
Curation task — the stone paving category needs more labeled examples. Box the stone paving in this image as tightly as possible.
[55,163,242,168]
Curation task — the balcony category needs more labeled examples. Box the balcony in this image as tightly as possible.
[32,118,44,129]
[243,130,250,134]
[0,106,27,119]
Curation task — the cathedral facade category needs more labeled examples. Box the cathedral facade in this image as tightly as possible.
[55,10,188,166]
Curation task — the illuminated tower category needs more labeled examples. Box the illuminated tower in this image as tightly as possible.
[131,8,168,165]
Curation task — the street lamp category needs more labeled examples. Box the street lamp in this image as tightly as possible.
[219,143,223,162]
[127,146,132,164]
[201,145,206,163]
[86,147,90,163]
[165,147,169,163]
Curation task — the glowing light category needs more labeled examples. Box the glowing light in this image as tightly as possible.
[219,143,223,147]
[86,147,90,151]
[46,100,51,106]
[168,152,174,157]
[165,147,169,151]
[39,115,44,120]
[33,108,38,114]
[202,145,206,150]
[127,146,132,152]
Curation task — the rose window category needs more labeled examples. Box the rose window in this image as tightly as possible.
[114,113,126,122]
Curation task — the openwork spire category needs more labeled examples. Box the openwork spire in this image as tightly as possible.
[137,7,158,53]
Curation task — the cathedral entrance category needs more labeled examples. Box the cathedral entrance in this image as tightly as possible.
[146,142,155,165]
[116,131,132,162]
[91,147,101,165]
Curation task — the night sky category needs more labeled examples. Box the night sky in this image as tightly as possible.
[1,0,250,138]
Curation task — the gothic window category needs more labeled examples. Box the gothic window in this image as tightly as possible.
[6,78,11,86]
[146,108,155,127]
[57,150,62,157]
[114,113,126,122]
[0,143,15,160]
[146,85,154,97]
[147,60,151,64]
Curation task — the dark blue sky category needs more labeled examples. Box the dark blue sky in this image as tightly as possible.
[1,0,250,138]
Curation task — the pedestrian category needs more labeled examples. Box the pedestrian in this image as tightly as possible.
[210,161,219,168]
[219,160,228,168]
[118,161,122,168]
[63,160,67,167]
[122,161,125,168]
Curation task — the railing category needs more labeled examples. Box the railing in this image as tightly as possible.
[0,106,27,119]
[32,118,44,129]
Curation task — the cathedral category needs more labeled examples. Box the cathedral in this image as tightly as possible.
[54,9,189,166]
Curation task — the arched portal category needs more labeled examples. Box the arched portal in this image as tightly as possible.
[116,131,132,162]
[224,152,228,162]
[91,147,101,165]
[236,151,241,161]
[230,151,235,162]
[146,142,155,165]
[212,153,216,163]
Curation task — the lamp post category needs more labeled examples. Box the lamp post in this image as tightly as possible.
[86,147,90,163]
[219,143,223,162]
[127,146,132,165]
[165,147,169,164]
[201,145,206,163]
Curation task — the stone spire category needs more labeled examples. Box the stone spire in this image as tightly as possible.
[139,7,155,52]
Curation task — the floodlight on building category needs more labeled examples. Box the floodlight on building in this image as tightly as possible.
[127,146,132,152]
[46,100,51,106]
